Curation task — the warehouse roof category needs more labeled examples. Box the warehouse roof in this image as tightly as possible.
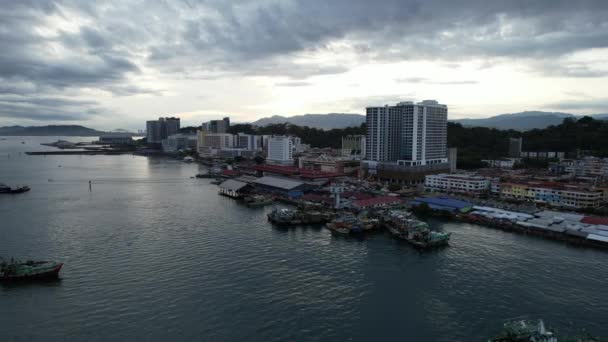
[253,176,304,190]
[219,179,249,192]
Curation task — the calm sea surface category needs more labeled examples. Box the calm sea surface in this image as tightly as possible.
[1,136,607,341]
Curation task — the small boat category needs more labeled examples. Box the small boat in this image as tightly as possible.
[244,195,273,207]
[183,156,194,163]
[1,259,63,281]
[0,183,30,194]
[210,178,222,185]
[488,319,557,342]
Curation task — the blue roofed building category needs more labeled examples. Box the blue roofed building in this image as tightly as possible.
[410,197,474,213]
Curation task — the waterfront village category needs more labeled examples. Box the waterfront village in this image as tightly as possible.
[16,100,608,250]
[70,100,608,253]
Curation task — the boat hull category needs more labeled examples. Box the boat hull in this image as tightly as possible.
[1,263,63,281]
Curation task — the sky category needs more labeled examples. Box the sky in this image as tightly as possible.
[1,0,608,130]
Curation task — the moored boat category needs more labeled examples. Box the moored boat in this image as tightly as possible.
[1,259,63,281]
[0,183,30,194]
[244,195,274,207]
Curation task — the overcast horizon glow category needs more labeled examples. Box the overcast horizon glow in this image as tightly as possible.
[1,0,608,130]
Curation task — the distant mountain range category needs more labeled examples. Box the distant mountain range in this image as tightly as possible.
[0,125,141,136]
[250,111,608,130]
[452,111,608,130]
[251,113,365,129]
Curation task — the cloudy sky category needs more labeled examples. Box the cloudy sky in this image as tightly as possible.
[1,0,608,130]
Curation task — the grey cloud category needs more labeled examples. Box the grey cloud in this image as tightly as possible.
[395,77,478,85]
[0,96,104,121]
[275,81,312,87]
[547,99,608,111]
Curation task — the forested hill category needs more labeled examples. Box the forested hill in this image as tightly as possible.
[231,117,608,168]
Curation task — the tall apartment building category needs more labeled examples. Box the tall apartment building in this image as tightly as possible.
[365,100,447,166]
[342,135,366,158]
[202,117,230,133]
[146,117,181,145]
[267,136,294,165]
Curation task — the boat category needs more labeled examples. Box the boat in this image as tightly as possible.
[0,183,30,194]
[210,178,222,185]
[244,195,273,207]
[195,173,217,179]
[383,210,451,248]
[489,318,600,342]
[268,208,301,226]
[183,156,194,163]
[1,259,63,281]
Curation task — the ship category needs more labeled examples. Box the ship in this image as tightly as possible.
[268,208,333,226]
[1,259,63,281]
[383,210,451,248]
[0,183,30,194]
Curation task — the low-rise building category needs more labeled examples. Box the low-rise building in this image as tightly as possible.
[298,154,360,174]
[481,158,519,169]
[99,134,134,145]
[499,181,603,208]
[425,173,492,195]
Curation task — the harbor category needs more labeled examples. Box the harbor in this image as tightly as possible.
[1,146,607,341]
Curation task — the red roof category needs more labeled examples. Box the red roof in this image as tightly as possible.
[222,169,240,176]
[353,196,402,208]
[581,216,608,225]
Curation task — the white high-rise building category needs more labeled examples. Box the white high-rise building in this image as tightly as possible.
[366,100,447,166]
[267,136,294,165]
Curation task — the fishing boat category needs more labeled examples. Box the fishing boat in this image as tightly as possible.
[1,259,63,281]
[383,210,451,248]
[244,195,273,207]
[268,208,301,226]
[0,183,30,194]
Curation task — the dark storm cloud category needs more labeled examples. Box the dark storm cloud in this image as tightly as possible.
[1,0,608,123]
[156,0,608,67]
[0,96,104,121]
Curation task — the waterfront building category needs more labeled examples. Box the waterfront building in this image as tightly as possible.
[424,173,492,195]
[341,135,366,158]
[202,117,230,133]
[267,136,294,165]
[162,133,197,153]
[365,100,447,166]
[252,176,314,199]
[99,133,134,145]
[499,181,603,208]
[146,117,181,145]
[364,100,449,184]
[509,138,522,158]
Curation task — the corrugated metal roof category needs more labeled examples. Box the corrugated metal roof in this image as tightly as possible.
[587,234,608,243]
[219,179,249,192]
[412,197,473,209]
[253,176,304,190]
[581,216,608,226]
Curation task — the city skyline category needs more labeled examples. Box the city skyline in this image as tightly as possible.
[1,1,608,130]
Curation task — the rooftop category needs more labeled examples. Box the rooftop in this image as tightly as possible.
[253,176,304,190]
